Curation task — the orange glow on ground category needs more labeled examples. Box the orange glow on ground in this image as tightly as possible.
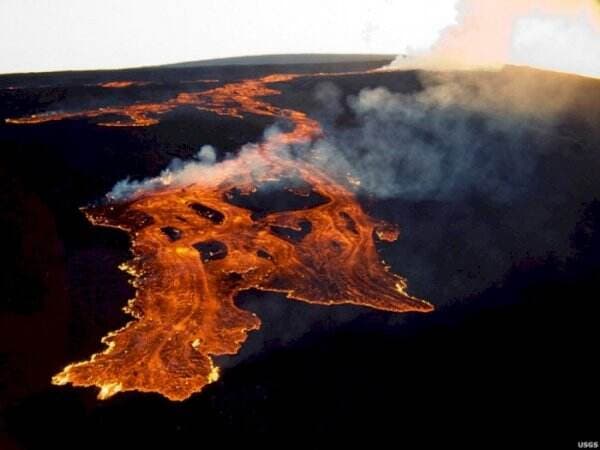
[98,81,148,88]
[11,73,432,400]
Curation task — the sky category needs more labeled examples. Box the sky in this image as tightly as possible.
[0,0,458,74]
[386,0,600,78]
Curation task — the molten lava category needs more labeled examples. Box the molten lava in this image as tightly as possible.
[98,81,147,88]
[10,73,433,400]
[5,74,301,127]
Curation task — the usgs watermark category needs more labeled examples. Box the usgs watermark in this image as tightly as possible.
[578,442,599,449]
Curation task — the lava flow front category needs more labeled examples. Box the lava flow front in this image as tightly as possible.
[97,81,151,88]
[11,73,433,400]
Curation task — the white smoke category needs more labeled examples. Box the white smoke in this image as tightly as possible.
[385,0,600,78]
[106,66,591,205]
[306,60,599,202]
[108,144,219,200]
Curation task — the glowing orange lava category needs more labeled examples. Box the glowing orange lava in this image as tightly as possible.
[5,74,301,127]
[12,73,432,400]
[98,81,147,88]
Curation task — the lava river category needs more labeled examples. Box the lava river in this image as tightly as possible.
[8,73,434,400]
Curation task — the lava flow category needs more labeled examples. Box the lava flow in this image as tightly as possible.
[97,81,150,88]
[13,73,433,400]
[5,74,301,127]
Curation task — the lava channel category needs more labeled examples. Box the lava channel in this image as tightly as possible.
[13,73,433,400]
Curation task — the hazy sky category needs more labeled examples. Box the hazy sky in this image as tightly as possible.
[0,0,458,74]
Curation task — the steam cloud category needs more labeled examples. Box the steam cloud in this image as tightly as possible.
[386,0,600,79]
[106,68,586,206]
[307,70,582,202]
[109,144,218,200]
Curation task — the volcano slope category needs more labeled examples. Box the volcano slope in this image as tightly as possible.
[0,59,599,445]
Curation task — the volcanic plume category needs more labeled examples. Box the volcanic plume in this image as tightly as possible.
[387,0,600,79]
[7,74,432,400]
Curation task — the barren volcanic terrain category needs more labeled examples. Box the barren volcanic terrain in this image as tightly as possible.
[1,57,599,447]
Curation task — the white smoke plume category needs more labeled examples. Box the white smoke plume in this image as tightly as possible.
[309,75,539,201]
[108,144,219,200]
[106,66,596,205]
[386,0,600,79]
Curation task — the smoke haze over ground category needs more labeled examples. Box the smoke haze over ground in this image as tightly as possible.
[307,68,597,202]
[107,66,597,208]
